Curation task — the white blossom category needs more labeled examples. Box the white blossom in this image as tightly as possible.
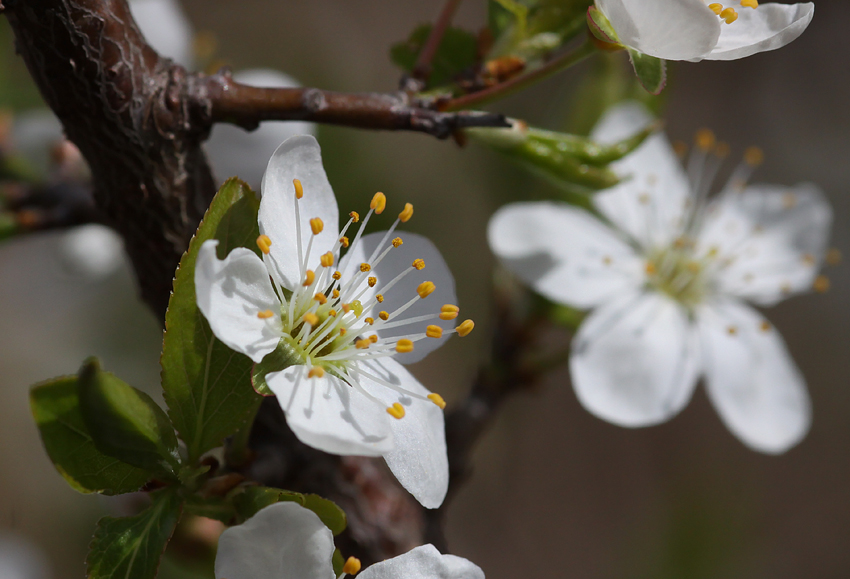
[488,102,831,454]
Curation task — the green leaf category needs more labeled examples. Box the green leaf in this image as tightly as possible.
[87,489,183,579]
[332,549,345,577]
[390,24,479,87]
[78,359,180,476]
[251,340,302,397]
[628,48,667,95]
[161,178,264,462]
[30,376,153,495]
[233,486,347,536]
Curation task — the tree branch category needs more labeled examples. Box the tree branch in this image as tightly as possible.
[411,0,465,83]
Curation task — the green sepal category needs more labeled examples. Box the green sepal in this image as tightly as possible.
[586,6,621,46]
[390,24,479,88]
[30,376,153,495]
[161,177,264,462]
[627,48,667,95]
[332,549,345,577]
[77,359,180,477]
[233,486,347,536]
[251,340,303,397]
[86,488,183,579]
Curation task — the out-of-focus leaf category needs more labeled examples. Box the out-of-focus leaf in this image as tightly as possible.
[332,549,345,577]
[30,376,153,495]
[78,358,180,476]
[184,495,234,524]
[161,178,264,462]
[233,486,347,536]
[87,489,183,579]
[390,24,478,87]
[628,48,667,95]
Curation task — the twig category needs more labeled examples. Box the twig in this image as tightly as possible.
[411,0,465,83]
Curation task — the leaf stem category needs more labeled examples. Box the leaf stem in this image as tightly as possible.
[412,0,466,82]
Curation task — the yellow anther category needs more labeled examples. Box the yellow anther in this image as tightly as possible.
[392,237,403,248]
[365,317,374,325]
[386,403,406,419]
[303,270,315,286]
[310,218,324,235]
[360,263,371,273]
[727,325,738,336]
[343,557,362,576]
[638,193,650,205]
[602,256,613,266]
[370,192,387,214]
[673,140,688,158]
[707,246,720,258]
[814,275,830,293]
[342,303,351,313]
[293,178,304,199]
[333,271,342,280]
[396,339,414,353]
[427,393,446,409]
[412,259,425,270]
[348,212,360,225]
[338,327,345,334]
[417,281,436,298]
[355,339,371,349]
[645,262,657,275]
[257,310,274,319]
[426,325,443,339]
[340,236,350,248]
[256,234,272,255]
[379,311,389,321]
[333,289,340,298]
[440,305,459,320]
[456,319,475,337]
[376,294,384,303]
[320,252,334,268]
[760,321,771,332]
[802,253,816,266]
[368,276,377,287]
[303,313,319,326]
[328,310,337,317]
[369,334,378,343]
[308,366,325,379]
[744,146,764,166]
[741,0,758,8]
[720,7,738,23]
[696,128,716,151]
[314,292,327,305]
[398,203,414,223]
[715,142,730,158]
[826,248,842,266]
[708,3,723,15]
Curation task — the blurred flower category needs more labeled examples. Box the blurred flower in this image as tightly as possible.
[196,135,473,507]
[215,502,485,579]
[591,0,814,61]
[58,224,125,279]
[489,102,831,453]
[0,532,52,579]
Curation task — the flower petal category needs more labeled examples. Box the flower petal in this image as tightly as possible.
[570,290,700,427]
[267,365,394,456]
[704,2,814,61]
[359,544,485,579]
[698,183,831,306]
[697,299,810,454]
[259,135,339,290]
[596,0,720,60]
[195,240,282,363]
[488,201,644,309]
[206,70,316,189]
[342,231,458,364]
[129,0,194,68]
[355,358,448,509]
[215,502,335,579]
[590,102,692,249]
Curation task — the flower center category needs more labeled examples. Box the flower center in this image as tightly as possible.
[644,240,711,308]
[706,1,758,24]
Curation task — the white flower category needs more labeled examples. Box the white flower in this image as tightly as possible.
[215,502,485,579]
[488,103,831,454]
[195,135,474,507]
[593,0,814,61]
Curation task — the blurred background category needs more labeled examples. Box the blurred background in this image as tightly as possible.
[0,1,847,578]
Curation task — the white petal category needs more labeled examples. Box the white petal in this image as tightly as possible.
[704,3,814,61]
[356,358,448,509]
[570,291,700,427]
[259,135,339,290]
[215,502,335,579]
[596,0,720,60]
[360,544,485,579]
[267,365,394,456]
[697,299,810,453]
[206,70,316,189]
[129,0,194,68]
[488,202,644,309]
[591,102,693,249]
[698,183,831,306]
[195,240,282,363]
[343,232,458,364]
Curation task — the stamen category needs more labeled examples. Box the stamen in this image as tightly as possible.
[321,252,334,267]
[303,313,319,326]
[456,319,475,337]
[369,334,379,343]
[333,289,340,298]
[356,339,371,349]
[744,146,764,166]
[329,310,337,317]
[696,129,716,151]
[427,393,446,409]
[727,325,738,335]
[340,236,350,248]
[417,281,436,298]
[386,403,405,419]
[376,294,384,303]
[720,7,738,23]
[426,325,443,338]
[343,557,362,576]
[398,203,414,223]
[310,218,324,235]
[304,270,315,286]
[257,310,274,319]
[314,293,328,305]
[360,263,371,272]
[708,3,723,14]
[396,339,414,353]
[440,304,460,320]
[413,259,426,270]
[333,271,342,281]
[740,0,758,8]
[813,275,830,293]
[368,277,377,287]
[379,311,389,321]
[293,178,304,199]
[256,234,272,254]
[339,327,346,334]
[365,317,374,325]
[308,367,325,378]
[370,192,387,214]
[760,321,771,332]
[392,237,403,248]
[349,211,360,223]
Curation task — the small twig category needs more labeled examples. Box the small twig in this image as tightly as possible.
[442,39,596,111]
[411,0,465,83]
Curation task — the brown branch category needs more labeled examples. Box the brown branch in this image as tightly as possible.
[411,0,465,83]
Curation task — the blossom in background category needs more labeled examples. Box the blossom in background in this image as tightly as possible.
[215,502,485,579]
[196,135,474,507]
[488,102,832,454]
[0,532,51,579]
[591,0,814,61]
